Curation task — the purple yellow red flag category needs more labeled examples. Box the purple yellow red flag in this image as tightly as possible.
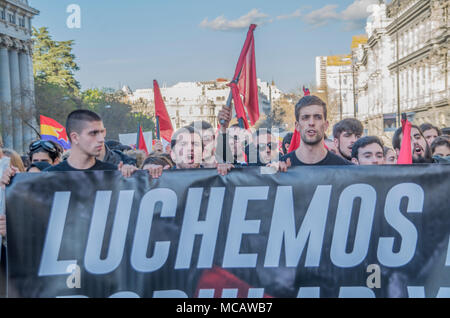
[39,115,71,150]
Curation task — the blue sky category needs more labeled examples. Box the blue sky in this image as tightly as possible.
[29,0,378,93]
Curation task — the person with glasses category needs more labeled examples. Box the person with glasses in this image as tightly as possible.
[28,140,62,166]
[246,128,281,166]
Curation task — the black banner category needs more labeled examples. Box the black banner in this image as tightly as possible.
[5,165,450,298]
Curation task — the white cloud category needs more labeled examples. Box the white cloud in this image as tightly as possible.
[303,5,339,27]
[302,0,378,30]
[200,9,271,31]
[341,0,378,21]
[276,9,302,20]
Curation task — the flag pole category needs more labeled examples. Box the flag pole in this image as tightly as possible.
[156,116,160,140]
[136,123,140,150]
[221,69,244,128]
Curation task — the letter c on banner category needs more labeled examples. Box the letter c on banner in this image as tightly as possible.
[131,188,177,272]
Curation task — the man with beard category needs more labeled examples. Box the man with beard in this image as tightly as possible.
[392,125,433,163]
[332,118,364,161]
[280,95,351,166]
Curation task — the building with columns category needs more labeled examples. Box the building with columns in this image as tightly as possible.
[353,0,449,145]
[125,78,282,130]
[0,0,39,153]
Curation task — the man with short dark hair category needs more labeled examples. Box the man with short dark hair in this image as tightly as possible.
[280,95,351,167]
[0,109,138,240]
[333,118,363,161]
[146,126,204,178]
[45,110,119,172]
[420,123,442,147]
[351,136,384,165]
[392,124,433,163]
[170,125,203,169]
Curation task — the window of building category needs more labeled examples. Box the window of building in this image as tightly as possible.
[19,16,25,27]
[8,13,16,24]
[0,8,5,20]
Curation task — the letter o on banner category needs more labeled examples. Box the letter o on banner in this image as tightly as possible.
[330,184,377,268]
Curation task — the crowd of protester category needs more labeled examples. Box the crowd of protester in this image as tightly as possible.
[1,95,450,239]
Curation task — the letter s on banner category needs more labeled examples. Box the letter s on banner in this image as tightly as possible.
[377,183,424,267]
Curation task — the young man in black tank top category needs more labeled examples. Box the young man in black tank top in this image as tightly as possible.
[278,95,351,170]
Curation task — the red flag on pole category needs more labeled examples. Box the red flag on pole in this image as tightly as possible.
[153,80,174,143]
[137,125,148,155]
[397,116,412,164]
[287,130,301,153]
[303,86,311,96]
[230,24,259,129]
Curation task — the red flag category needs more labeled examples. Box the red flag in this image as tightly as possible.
[137,125,148,155]
[303,86,311,96]
[153,80,174,142]
[397,117,412,164]
[230,24,259,129]
[288,130,301,153]
[40,115,71,150]
[195,266,272,298]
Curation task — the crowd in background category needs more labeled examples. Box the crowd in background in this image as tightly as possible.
[0,95,449,181]
[1,94,450,297]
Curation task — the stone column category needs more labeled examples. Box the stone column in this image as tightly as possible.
[19,50,33,149]
[9,48,23,152]
[0,45,13,148]
[27,45,38,140]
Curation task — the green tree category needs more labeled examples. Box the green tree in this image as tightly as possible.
[32,27,80,92]
[32,27,155,140]
[82,88,155,140]
[34,78,79,127]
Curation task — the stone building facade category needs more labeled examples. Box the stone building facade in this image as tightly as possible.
[353,0,449,144]
[126,78,282,130]
[0,0,39,153]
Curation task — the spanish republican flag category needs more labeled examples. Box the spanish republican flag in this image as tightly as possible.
[40,115,71,150]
